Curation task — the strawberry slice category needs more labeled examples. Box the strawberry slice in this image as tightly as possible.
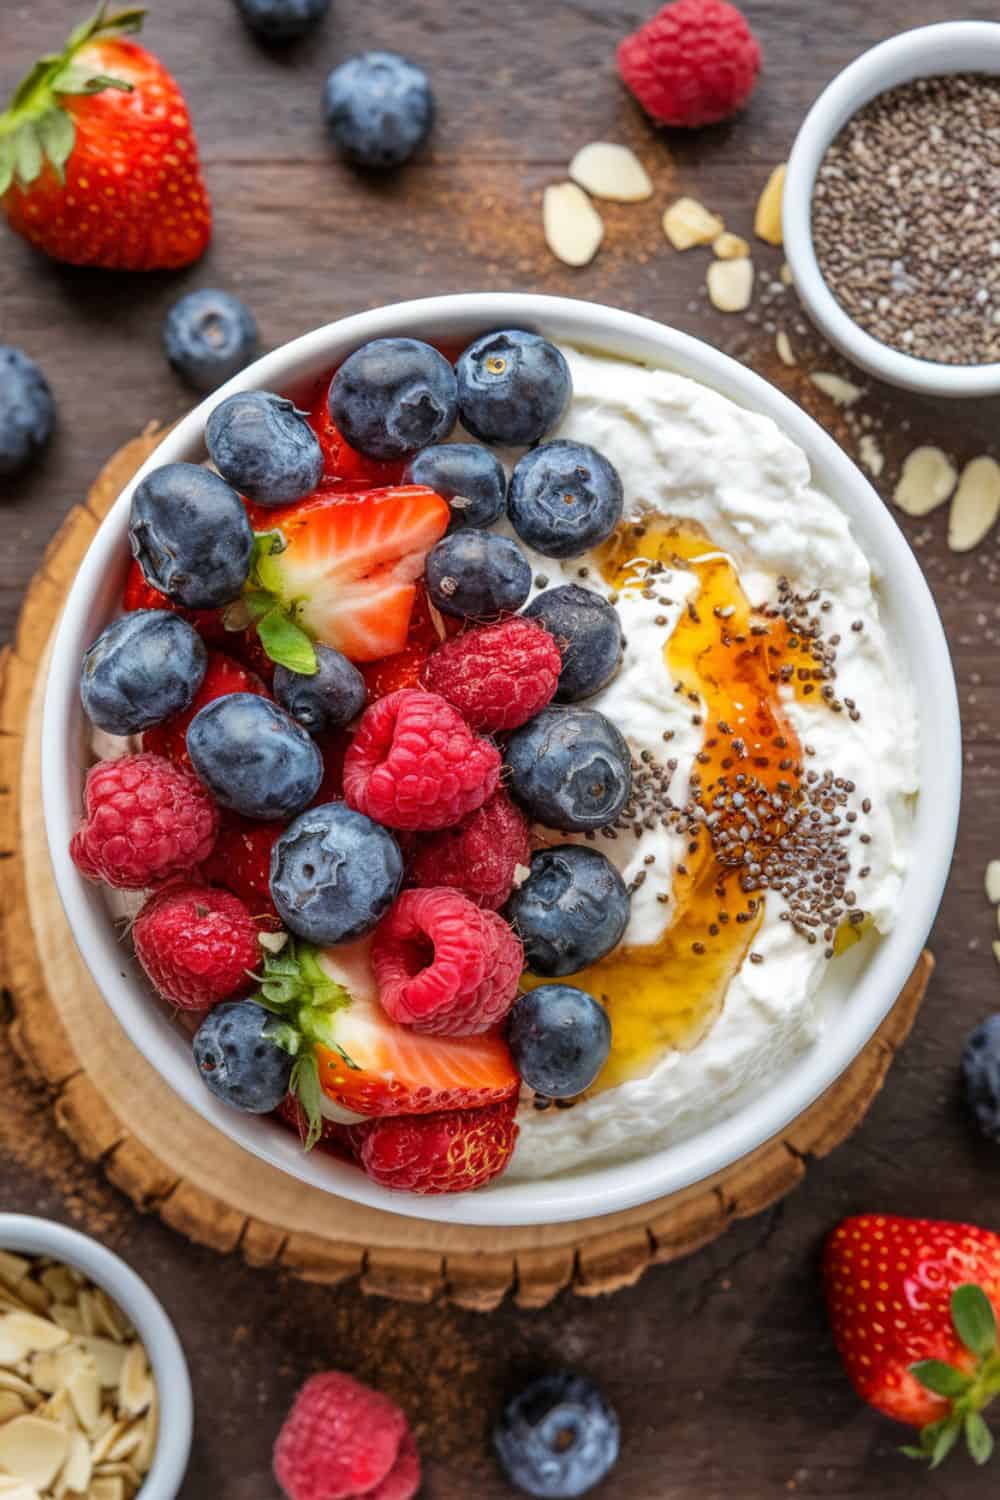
[252,486,450,664]
[305,379,407,492]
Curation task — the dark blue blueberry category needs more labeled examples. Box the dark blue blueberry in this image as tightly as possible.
[274,645,366,736]
[506,846,629,977]
[508,442,624,560]
[161,290,258,393]
[524,585,623,702]
[0,346,55,477]
[205,392,323,507]
[129,462,253,609]
[456,330,571,448]
[323,51,433,169]
[403,443,507,531]
[193,1001,294,1113]
[187,693,323,820]
[80,611,206,736]
[328,337,456,460]
[506,707,631,832]
[494,1371,619,1498]
[270,802,404,944]
[425,530,531,619]
[234,0,329,41]
[962,1014,1000,1141]
[508,986,611,1102]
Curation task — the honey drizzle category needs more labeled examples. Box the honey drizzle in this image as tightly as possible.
[527,520,825,1094]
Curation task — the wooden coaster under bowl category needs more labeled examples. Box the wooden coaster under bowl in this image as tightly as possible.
[0,428,933,1311]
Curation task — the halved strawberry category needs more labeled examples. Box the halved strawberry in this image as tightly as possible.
[305,379,406,492]
[361,584,446,700]
[249,486,450,665]
[143,650,269,772]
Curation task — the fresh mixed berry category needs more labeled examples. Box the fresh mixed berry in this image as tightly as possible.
[323,51,433,170]
[0,345,55,477]
[234,0,330,43]
[162,289,258,393]
[493,1371,619,1499]
[72,329,644,1195]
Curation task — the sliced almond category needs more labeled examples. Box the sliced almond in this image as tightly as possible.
[36,1274,75,1312]
[62,1359,100,1435]
[0,1392,27,1424]
[568,142,652,202]
[0,1376,41,1408]
[543,182,604,267]
[775,331,795,366]
[93,1462,140,1486]
[258,928,288,955]
[0,1259,30,1294]
[131,1394,156,1474]
[89,1296,126,1350]
[116,1350,149,1421]
[858,434,885,479]
[0,1483,42,1500]
[57,1429,91,1496]
[105,1425,142,1466]
[10,1288,48,1320]
[662,196,723,250]
[754,162,786,245]
[0,1416,69,1490]
[0,1318,69,1363]
[36,1390,77,1437]
[780,261,793,286]
[893,446,957,517]
[27,1355,57,1399]
[77,1343,124,1393]
[88,1480,124,1500]
[47,1311,83,1341]
[948,456,1000,553]
[707,257,754,313]
[810,372,863,408]
[713,230,750,260]
[986,861,1000,904]
[87,1421,124,1470]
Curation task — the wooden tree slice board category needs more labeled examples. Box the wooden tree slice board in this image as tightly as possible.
[0,428,933,1312]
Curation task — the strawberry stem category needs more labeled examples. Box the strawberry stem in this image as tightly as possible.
[904,1285,1000,1467]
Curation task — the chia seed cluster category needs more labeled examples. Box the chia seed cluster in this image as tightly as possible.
[811,73,1000,366]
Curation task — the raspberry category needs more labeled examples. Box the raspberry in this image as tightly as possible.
[421,616,562,732]
[364,1432,420,1500]
[143,650,269,772]
[409,791,531,910]
[350,1097,519,1195]
[132,883,261,1010]
[70,752,218,890]
[372,888,523,1035]
[273,1372,414,1500]
[618,0,761,128]
[343,689,500,831]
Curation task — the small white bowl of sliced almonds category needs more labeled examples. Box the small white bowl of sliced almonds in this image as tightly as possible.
[0,1217,191,1500]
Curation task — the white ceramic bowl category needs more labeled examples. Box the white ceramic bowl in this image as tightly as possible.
[0,1215,192,1499]
[784,21,1000,397]
[42,293,961,1227]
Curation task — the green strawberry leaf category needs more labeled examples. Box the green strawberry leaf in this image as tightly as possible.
[929,1418,962,1470]
[52,66,133,96]
[9,60,54,113]
[13,122,43,187]
[262,1018,302,1058]
[966,1411,995,1466]
[36,108,75,180]
[290,1052,324,1152]
[256,607,317,675]
[952,1285,998,1360]
[911,1360,974,1399]
[248,529,287,584]
[241,590,277,623]
[0,139,15,198]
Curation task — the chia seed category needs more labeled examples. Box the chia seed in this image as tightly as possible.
[811,73,1000,365]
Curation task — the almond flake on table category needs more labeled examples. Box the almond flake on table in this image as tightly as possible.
[543,182,604,266]
[893,446,957,517]
[662,197,723,250]
[809,372,863,407]
[986,860,1000,904]
[568,142,653,202]
[707,257,754,312]
[858,434,885,478]
[754,162,786,245]
[775,331,795,366]
[712,230,750,260]
[947,456,1000,553]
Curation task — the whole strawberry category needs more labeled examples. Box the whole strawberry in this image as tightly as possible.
[274,1372,420,1500]
[0,4,211,270]
[350,1097,519,1195]
[618,0,761,129]
[133,883,261,1010]
[825,1214,1000,1467]
[70,751,218,889]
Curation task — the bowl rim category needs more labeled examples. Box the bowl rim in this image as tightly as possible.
[783,19,1000,398]
[0,1214,192,1500]
[42,291,961,1227]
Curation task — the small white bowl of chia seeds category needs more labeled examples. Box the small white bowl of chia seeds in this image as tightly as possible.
[784,21,1000,397]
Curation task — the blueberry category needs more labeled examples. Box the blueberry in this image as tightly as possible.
[494,1371,619,1498]
[962,1014,1000,1141]
[425,530,531,619]
[508,442,624,560]
[523,585,623,703]
[234,0,329,41]
[274,645,366,736]
[506,846,629,977]
[205,392,323,507]
[129,462,253,609]
[324,51,433,169]
[162,290,258,393]
[193,1001,294,1113]
[0,346,55,477]
[508,987,611,1103]
[187,693,323,820]
[456,330,571,448]
[328,337,457,461]
[270,802,404,944]
[506,708,631,832]
[80,611,206,736]
[403,443,507,531]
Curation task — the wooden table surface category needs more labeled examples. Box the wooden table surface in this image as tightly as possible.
[2,0,999,1494]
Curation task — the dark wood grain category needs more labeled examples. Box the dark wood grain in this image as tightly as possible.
[1,1,998,1495]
